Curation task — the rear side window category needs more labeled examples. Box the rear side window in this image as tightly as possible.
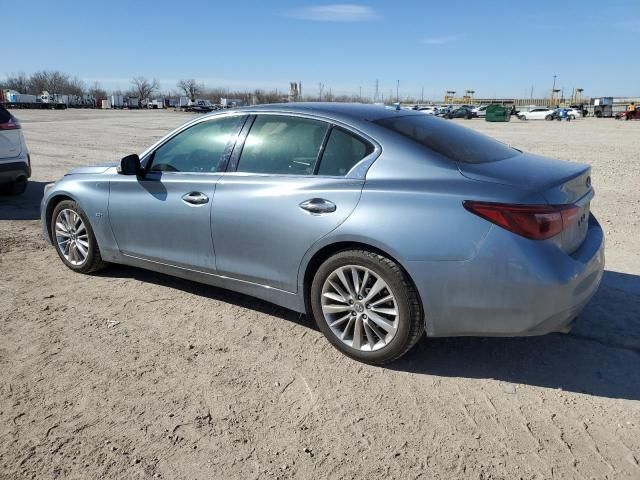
[317,128,373,176]
[237,115,328,175]
[374,115,519,164]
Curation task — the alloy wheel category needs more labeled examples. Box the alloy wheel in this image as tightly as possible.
[55,209,89,266]
[321,265,399,351]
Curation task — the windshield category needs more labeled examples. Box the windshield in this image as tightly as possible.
[374,114,520,164]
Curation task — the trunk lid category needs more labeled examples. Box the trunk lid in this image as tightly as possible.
[459,153,593,253]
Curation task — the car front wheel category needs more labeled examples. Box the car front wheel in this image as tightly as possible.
[310,250,424,364]
[51,200,106,273]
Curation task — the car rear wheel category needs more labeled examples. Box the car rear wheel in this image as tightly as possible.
[51,200,107,273]
[310,250,424,364]
[545,115,553,121]
[518,115,527,121]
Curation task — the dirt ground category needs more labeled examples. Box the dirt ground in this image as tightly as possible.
[1,109,639,479]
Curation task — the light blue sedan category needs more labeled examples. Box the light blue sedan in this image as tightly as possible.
[41,103,605,364]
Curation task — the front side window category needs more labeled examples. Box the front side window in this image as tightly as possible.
[149,115,244,173]
[237,115,328,175]
[317,128,373,176]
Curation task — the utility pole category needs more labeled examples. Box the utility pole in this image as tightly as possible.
[318,82,324,101]
[421,86,424,104]
[396,80,400,103]
[359,86,362,102]
[374,79,379,102]
[530,84,534,102]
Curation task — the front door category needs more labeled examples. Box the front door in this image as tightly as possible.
[108,114,246,271]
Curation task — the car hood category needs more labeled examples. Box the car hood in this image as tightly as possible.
[66,162,117,175]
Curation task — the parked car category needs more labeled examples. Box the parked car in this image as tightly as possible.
[549,108,576,121]
[518,108,555,121]
[187,100,217,113]
[445,107,477,119]
[0,105,31,195]
[565,108,582,120]
[615,109,640,120]
[41,104,604,364]
[435,105,452,116]
[569,104,588,117]
[417,106,438,115]
[472,105,488,117]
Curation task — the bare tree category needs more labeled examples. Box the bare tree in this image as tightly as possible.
[131,76,159,100]
[88,81,107,100]
[177,79,203,101]
[29,70,69,94]
[3,72,30,93]
[66,76,86,97]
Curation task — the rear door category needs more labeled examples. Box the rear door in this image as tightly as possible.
[212,114,376,292]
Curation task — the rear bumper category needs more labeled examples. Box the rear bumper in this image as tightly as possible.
[0,158,31,183]
[406,215,605,337]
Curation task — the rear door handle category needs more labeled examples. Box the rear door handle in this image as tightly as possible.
[182,191,209,206]
[299,198,336,214]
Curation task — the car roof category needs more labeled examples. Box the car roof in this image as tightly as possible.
[228,102,417,123]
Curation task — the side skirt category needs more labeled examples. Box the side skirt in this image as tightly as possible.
[117,254,306,313]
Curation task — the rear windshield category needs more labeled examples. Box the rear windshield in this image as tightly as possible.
[374,115,520,164]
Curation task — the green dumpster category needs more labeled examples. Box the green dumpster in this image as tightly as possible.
[485,104,511,122]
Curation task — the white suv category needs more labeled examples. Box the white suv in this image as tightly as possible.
[0,105,31,195]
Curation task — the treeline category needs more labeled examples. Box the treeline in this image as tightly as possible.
[2,71,107,99]
[1,70,373,104]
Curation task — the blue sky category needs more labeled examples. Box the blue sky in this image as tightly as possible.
[5,0,639,100]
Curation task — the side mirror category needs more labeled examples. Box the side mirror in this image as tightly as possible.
[118,154,141,175]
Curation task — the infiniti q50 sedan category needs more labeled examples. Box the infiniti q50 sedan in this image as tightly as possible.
[41,103,604,364]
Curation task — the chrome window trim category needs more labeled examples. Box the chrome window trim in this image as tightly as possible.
[233,111,382,180]
[139,109,382,180]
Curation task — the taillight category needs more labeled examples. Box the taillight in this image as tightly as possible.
[0,116,20,130]
[463,201,579,240]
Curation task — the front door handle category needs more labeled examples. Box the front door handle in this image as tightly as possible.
[299,198,336,214]
[182,191,209,206]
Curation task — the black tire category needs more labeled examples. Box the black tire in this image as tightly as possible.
[545,115,553,121]
[50,200,107,274]
[569,115,575,120]
[0,177,27,196]
[518,115,527,121]
[310,250,424,364]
